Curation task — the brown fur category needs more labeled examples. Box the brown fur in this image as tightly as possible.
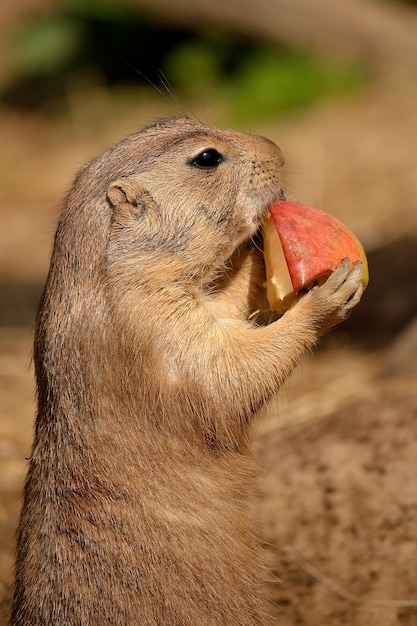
[12,118,364,625]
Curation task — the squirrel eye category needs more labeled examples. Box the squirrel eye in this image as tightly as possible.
[190,149,224,169]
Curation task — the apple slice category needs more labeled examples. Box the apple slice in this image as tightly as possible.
[263,201,369,313]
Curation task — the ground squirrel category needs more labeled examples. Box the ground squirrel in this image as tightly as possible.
[12,117,364,625]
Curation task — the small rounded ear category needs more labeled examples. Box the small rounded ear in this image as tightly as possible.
[107,177,155,217]
[107,177,158,219]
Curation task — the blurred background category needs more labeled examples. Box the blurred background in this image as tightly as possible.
[1,1,417,624]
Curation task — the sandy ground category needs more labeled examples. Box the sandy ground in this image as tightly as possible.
[1,78,417,624]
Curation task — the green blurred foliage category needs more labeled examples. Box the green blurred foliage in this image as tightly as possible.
[2,0,367,123]
[11,14,84,75]
[167,38,366,123]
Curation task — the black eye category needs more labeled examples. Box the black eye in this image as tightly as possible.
[190,149,224,169]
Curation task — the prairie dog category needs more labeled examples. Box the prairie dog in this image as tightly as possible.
[12,118,364,625]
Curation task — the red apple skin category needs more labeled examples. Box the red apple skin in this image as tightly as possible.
[268,201,369,294]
